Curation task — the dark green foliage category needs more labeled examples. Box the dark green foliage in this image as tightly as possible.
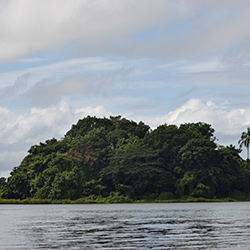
[0,116,248,201]
[0,177,6,192]
[101,136,176,199]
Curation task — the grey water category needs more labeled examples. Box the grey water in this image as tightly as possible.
[1,202,250,249]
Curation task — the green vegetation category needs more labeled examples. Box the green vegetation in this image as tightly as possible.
[239,127,250,160]
[1,115,250,203]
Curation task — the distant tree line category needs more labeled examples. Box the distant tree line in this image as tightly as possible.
[1,115,250,201]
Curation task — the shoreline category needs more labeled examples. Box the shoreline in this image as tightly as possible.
[0,197,248,204]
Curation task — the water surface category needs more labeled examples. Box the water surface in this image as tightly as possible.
[1,202,250,249]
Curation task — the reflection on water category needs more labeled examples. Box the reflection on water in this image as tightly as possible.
[1,202,250,249]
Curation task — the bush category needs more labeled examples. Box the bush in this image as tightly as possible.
[157,192,174,200]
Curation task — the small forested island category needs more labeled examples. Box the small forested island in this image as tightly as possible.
[0,115,250,204]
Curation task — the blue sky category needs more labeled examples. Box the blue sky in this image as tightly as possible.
[1,0,250,176]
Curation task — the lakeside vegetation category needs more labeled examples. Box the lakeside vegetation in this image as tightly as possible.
[1,115,250,203]
[0,197,242,205]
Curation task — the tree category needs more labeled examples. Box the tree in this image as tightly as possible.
[101,136,176,199]
[0,177,6,188]
[0,116,248,201]
[177,138,219,198]
[238,127,250,159]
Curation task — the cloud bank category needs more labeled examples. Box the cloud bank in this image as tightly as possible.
[1,1,250,176]
[1,97,249,177]
[1,1,250,63]
[0,98,111,177]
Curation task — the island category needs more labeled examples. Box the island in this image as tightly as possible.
[1,115,249,204]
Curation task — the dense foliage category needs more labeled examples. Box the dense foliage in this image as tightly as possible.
[0,116,249,201]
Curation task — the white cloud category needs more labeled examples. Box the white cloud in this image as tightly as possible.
[1,97,250,176]
[0,0,170,62]
[136,98,250,150]
[0,56,135,109]
[0,73,32,99]
[0,98,110,176]
[2,0,250,176]
[178,66,250,88]
[0,0,81,62]
[2,1,250,62]
[178,58,227,73]
[75,106,110,117]
[0,57,122,91]
[24,67,133,107]
[5,98,109,144]
[18,57,46,63]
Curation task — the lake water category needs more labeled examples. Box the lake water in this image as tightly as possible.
[1,202,250,249]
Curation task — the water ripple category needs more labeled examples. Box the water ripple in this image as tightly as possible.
[1,203,250,249]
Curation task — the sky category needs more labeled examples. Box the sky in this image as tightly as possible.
[1,0,250,177]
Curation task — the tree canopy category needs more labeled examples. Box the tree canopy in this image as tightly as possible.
[238,127,250,160]
[0,116,248,201]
